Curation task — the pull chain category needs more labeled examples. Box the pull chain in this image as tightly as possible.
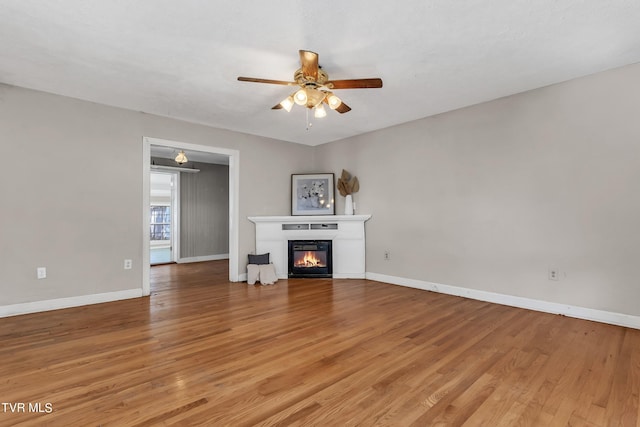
[306,108,313,131]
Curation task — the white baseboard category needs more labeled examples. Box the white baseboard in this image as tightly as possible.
[238,273,248,282]
[178,254,229,263]
[333,273,366,279]
[365,272,640,330]
[0,288,144,318]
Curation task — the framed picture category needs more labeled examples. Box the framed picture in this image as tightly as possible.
[291,173,335,216]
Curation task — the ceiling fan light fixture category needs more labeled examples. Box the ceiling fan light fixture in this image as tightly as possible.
[294,89,307,106]
[305,88,326,108]
[237,50,382,118]
[175,150,188,165]
[314,103,327,118]
[327,94,342,110]
[280,95,294,112]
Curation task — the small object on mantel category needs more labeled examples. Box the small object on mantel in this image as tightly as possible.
[337,169,359,197]
[337,170,359,215]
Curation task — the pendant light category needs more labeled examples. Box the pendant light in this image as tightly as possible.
[175,150,188,165]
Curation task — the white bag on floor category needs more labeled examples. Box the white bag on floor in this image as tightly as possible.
[247,264,260,285]
[258,264,278,285]
[246,263,278,285]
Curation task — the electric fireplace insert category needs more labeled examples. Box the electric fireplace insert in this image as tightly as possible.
[288,240,333,278]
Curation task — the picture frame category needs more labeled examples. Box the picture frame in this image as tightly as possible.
[291,173,335,216]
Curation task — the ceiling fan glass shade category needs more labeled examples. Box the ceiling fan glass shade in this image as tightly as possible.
[327,94,342,110]
[280,95,294,112]
[293,89,307,105]
[305,88,326,108]
[175,150,188,165]
[314,103,327,118]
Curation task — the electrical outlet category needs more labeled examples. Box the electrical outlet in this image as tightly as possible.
[124,259,133,270]
[37,267,47,279]
[548,267,559,281]
[384,251,391,261]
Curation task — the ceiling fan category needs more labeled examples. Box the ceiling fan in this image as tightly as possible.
[237,50,383,118]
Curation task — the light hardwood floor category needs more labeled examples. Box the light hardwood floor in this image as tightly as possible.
[1,260,639,426]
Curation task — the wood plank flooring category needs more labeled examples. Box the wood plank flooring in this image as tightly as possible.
[1,260,639,426]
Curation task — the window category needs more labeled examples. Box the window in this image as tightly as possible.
[150,206,171,241]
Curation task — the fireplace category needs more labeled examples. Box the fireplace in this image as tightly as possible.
[250,215,370,279]
[288,240,333,278]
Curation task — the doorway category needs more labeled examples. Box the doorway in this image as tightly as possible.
[150,171,178,265]
[142,137,240,296]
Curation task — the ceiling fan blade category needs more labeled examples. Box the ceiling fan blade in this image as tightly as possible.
[237,77,297,86]
[299,50,319,81]
[327,78,383,89]
[271,103,283,110]
[335,101,352,114]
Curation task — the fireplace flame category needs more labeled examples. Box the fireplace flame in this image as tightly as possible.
[295,251,324,268]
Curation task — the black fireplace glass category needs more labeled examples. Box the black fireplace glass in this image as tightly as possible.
[288,240,333,278]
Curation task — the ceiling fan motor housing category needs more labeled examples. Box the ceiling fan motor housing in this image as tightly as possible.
[295,68,329,85]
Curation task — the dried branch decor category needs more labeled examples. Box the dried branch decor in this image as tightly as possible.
[337,169,359,197]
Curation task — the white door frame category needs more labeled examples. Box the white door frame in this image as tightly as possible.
[170,171,180,263]
[142,137,240,296]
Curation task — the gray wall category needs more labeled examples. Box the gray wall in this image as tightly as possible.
[180,162,229,258]
[3,62,640,318]
[314,63,640,316]
[0,83,312,306]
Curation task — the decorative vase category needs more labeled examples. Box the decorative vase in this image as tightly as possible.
[344,194,354,215]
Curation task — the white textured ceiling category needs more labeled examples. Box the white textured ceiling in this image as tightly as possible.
[1,1,639,146]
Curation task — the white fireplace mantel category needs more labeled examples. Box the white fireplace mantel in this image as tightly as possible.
[248,215,371,279]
